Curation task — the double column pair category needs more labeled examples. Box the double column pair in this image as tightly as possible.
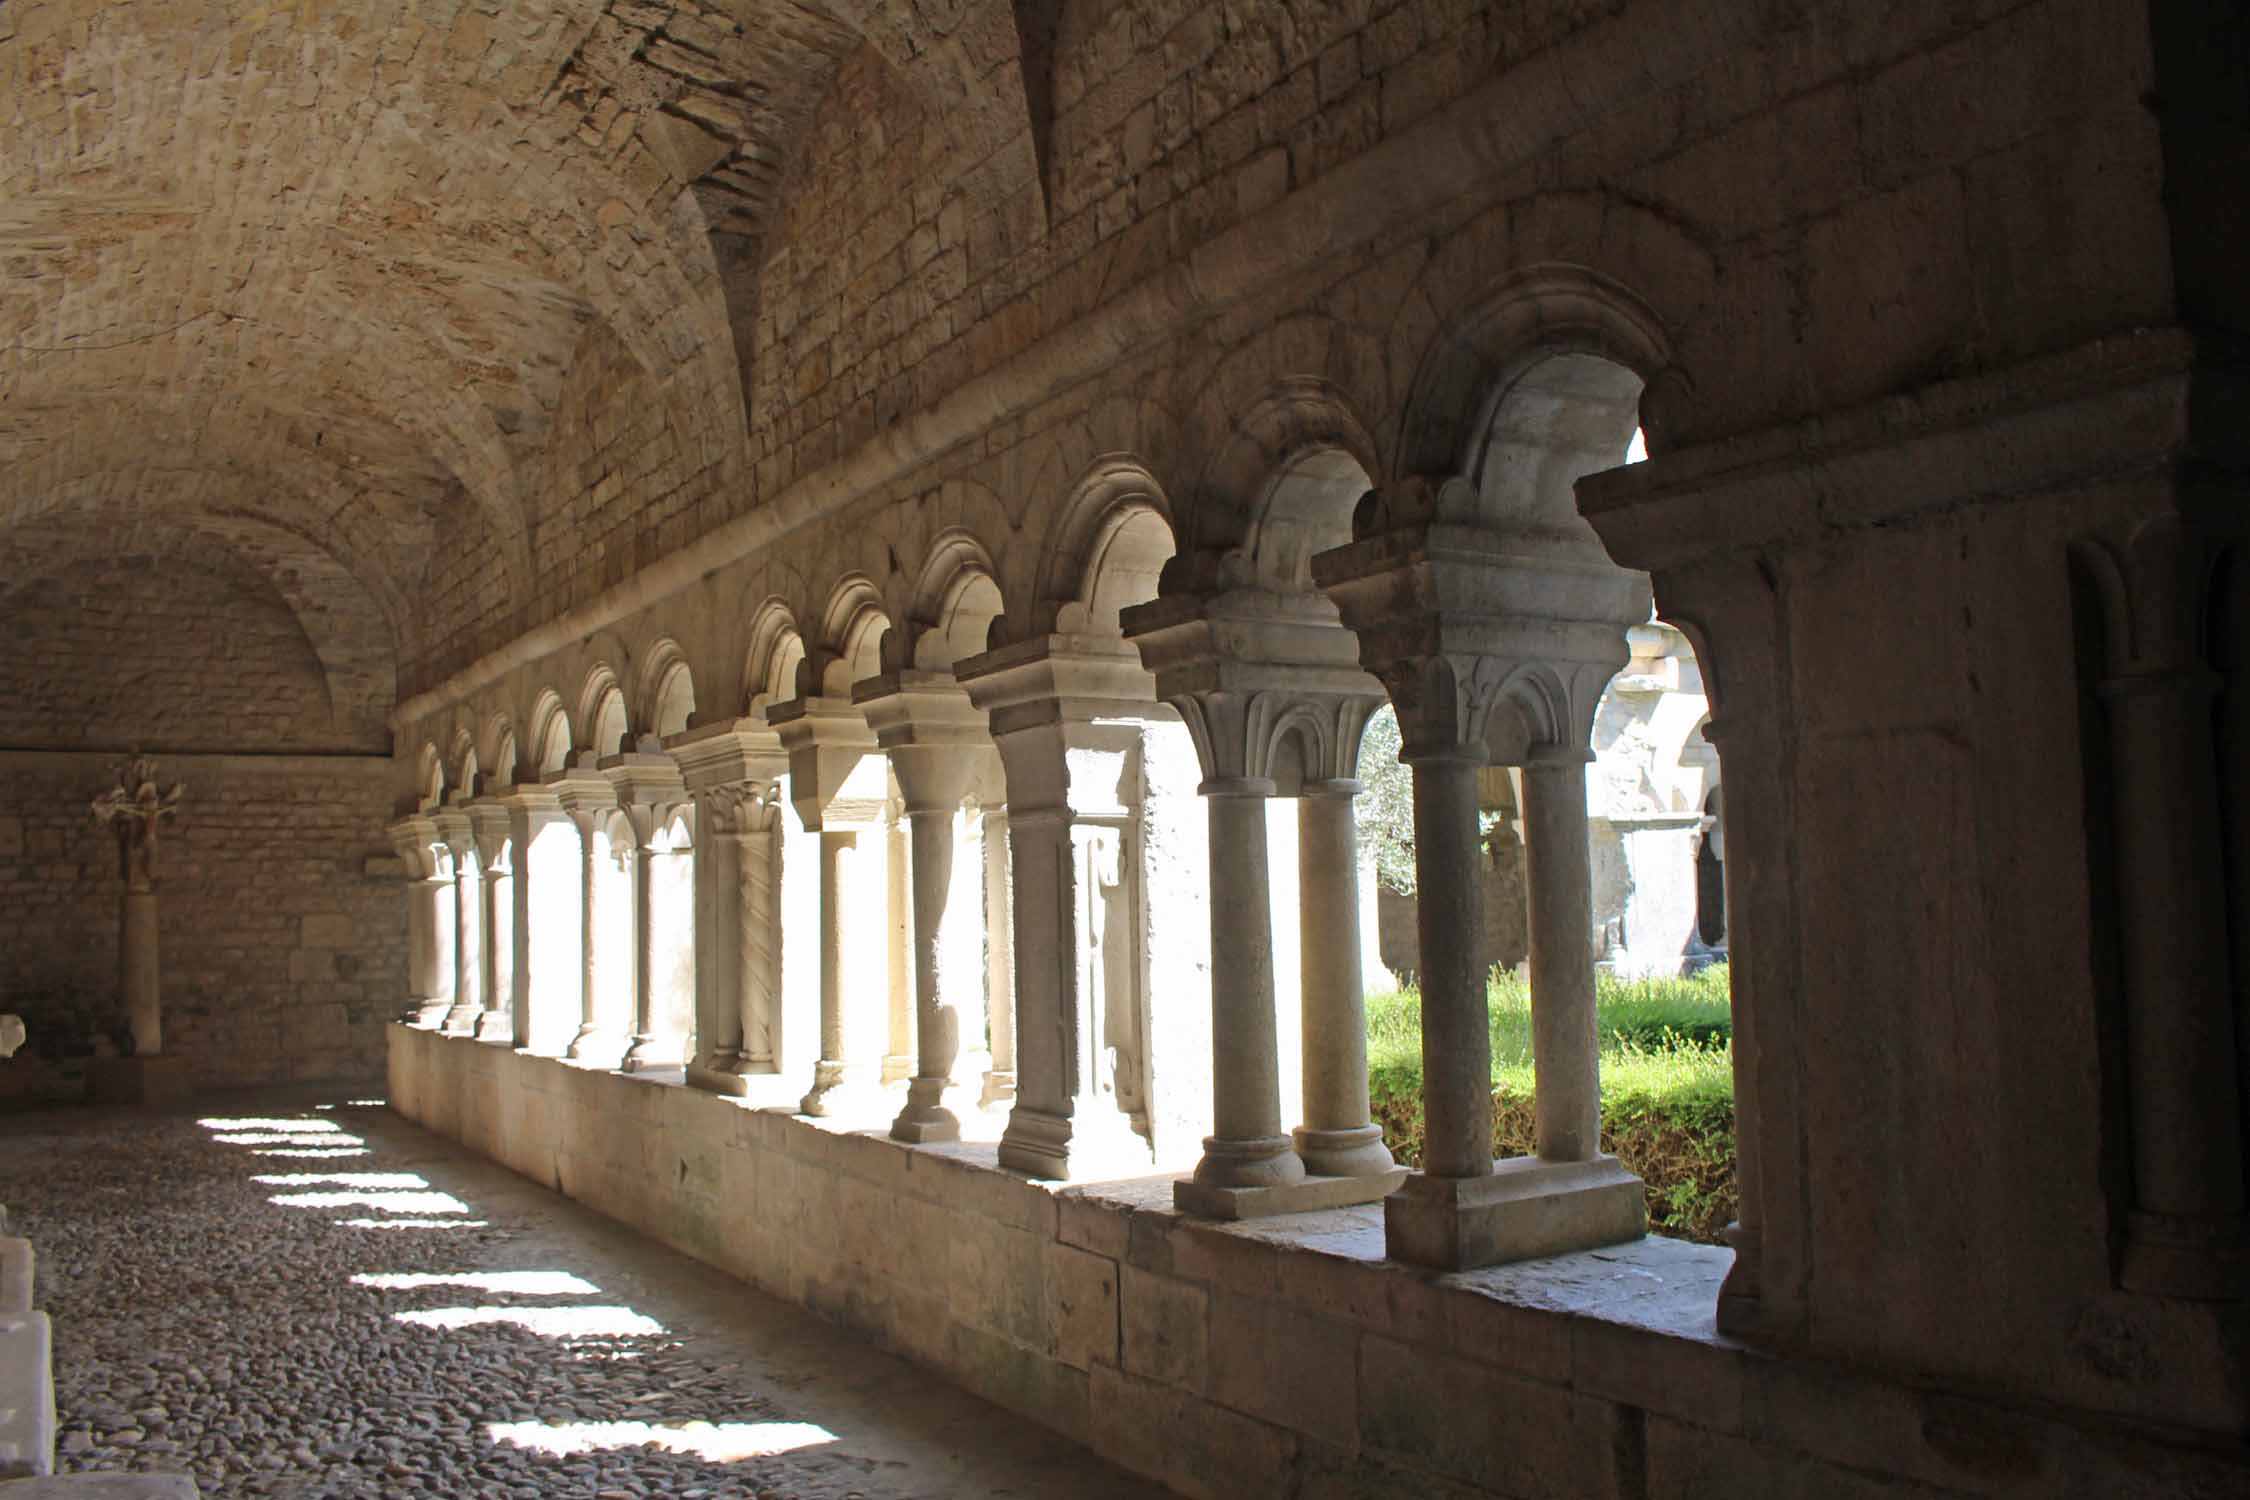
[1123,590,1401,1215]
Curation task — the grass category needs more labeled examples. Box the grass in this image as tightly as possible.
[1365,964,1738,1243]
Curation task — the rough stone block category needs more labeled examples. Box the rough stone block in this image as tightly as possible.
[1043,1242,1119,1371]
[0,1243,29,1316]
[1358,1335,1620,1500]
[1120,1264,1209,1391]
[1383,1156,1645,1271]
[0,1310,54,1479]
[1089,1362,1297,1500]
[299,913,355,948]
[1208,1289,1358,1440]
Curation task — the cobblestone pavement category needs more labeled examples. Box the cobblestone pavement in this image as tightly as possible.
[3,1088,1172,1499]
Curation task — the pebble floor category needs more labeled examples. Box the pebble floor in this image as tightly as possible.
[2,1088,1175,1499]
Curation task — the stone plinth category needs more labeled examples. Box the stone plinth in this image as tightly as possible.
[1173,1165,1407,1220]
[1383,1155,1646,1271]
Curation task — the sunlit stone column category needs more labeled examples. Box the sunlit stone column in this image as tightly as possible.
[1316,484,1646,1268]
[1125,589,1402,1216]
[980,801,1018,1109]
[770,697,888,1118]
[1521,748,1603,1162]
[1295,781,1397,1177]
[958,638,1168,1179]
[432,804,483,1036]
[388,815,454,1027]
[499,783,576,1053]
[467,800,516,1045]
[604,747,690,1073]
[881,798,915,1087]
[551,763,626,1066]
[858,673,997,1144]
[667,718,790,1100]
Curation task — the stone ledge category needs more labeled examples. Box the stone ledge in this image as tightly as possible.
[1173,1167,1407,1220]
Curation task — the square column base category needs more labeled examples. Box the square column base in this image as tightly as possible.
[1175,1166,1408,1220]
[86,1056,194,1110]
[1384,1155,1645,1270]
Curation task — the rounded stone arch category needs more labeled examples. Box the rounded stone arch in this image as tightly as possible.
[1036,457,1178,638]
[1393,264,1679,496]
[817,572,891,695]
[478,710,520,790]
[638,640,698,740]
[578,664,631,762]
[902,529,1008,671]
[447,726,481,799]
[528,690,574,776]
[656,802,698,855]
[415,742,446,812]
[1185,378,1383,595]
[742,596,809,713]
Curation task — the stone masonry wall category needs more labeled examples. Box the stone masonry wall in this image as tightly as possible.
[0,552,341,754]
[0,753,403,1091]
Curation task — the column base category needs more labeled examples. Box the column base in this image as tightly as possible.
[799,1060,886,1120]
[566,1027,627,1069]
[441,1003,482,1036]
[1175,1165,1408,1220]
[1189,1133,1305,1190]
[87,1055,194,1109]
[619,1037,684,1074]
[472,1009,514,1046]
[1293,1122,1398,1178]
[997,1104,1154,1181]
[1384,1155,1646,1271]
[890,1075,973,1143]
[2120,1209,2250,1301]
[412,1000,452,1029]
[686,1059,750,1096]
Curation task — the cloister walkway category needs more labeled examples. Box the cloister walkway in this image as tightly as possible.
[2,1088,1173,1498]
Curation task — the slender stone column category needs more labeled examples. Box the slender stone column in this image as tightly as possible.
[502,786,575,1053]
[603,751,690,1074]
[1191,781,1304,1192]
[1408,750,1494,1181]
[882,799,915,1086]
[433,808,482,1035]
[468,802,515,1045]
[772,698,885,1118]
[981,803,1018,1109]
[388,816,454,1027]
[551,766,625,1066]
[1521,749,1602,1163]
[1294,783,1395,1177]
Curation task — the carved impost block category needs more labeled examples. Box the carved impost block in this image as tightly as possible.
[768,696,877,830]
[1122,589,1384,788]
[665,717,788,799]
[855,671,995,815]
[957,635,1169,819]
[464,799,513,871]
[1313,519,1644,761]
[429,805,476,863]
[598,752,688,847]
[386,814,445,880]
[543,763,617,828]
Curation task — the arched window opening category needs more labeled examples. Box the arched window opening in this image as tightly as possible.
[536,705,573,776]
[1079,507,1172,636]
[652,662,696,740]
[591,686,629,761]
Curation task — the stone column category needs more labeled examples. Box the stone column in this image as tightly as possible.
[771,697,887,1118]
[981,802,1018,1109]
[1124,589,1402,1215]
[604,750,690,1074]
[468,801,515,1045]
[958,638,1168,1179]
[552,765,626,1066]
[89,758,189,1102]
[1295,782,1396,1176]
[1521,749,1602,1164]
[387,816,454,1027]
[857,674,996,1144]
[667,719,791,1100]
[1316,498,1646,1268]
[433,806,482,1036]
[503,785,575,1053]
[1189,779,1304,1196]
[882,798,915,1087]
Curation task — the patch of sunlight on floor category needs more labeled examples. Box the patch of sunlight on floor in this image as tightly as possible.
[486,1420,834,1461]
[252,1172,430,1189]
[271,1190,470,1214]
[393,1305,665,1338]
[201,1118,344,1132]
[253,1147,371,1158]
[354,1271,599,1296]
[219,1134,358,1147]
[335,1219,491,1229]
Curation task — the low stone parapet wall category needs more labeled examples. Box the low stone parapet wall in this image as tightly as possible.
[390,1024,2248,1499]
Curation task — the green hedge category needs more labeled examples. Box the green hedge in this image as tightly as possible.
[1365,966,1738,1244]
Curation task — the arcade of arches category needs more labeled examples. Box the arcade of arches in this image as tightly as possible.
[2,1,2248,1494]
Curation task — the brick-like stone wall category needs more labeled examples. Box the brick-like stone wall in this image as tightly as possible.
[0,753,403,1089]
[0,550,352,754]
